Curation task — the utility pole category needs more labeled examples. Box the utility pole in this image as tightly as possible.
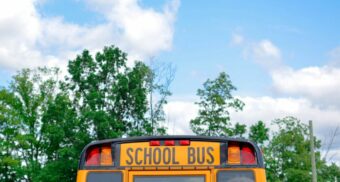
[309,120,317,182]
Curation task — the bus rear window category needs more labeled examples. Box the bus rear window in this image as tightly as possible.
[87,172,122,182]
[217,171,254,182]
[134,176,204,182]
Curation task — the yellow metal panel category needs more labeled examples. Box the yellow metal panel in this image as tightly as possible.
[76,170,87,182]
[77,168,266,182]
[76,170,126,182]
[120,141,220,166]
[253,168,267,182]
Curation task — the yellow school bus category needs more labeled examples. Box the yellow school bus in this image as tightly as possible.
[76,136,266,182]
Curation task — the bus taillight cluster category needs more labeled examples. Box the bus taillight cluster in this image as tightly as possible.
[85,144,112,166]
[227,142,256,165]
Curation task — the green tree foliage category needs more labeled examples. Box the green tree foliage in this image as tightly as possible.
[264,116,324,181]
[190,72,244,136]
[230,122,247,137]
[126,62,154,136]
[67,46,153,139]
[0,68,64,181]
[0,89,21,181]
[0,45,172,181]
[37,92,90,181]
[319,163,340,181]
[249,120,269,146]
[264,116,340,181]
[189,72,340,180]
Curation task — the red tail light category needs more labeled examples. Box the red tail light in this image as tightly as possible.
[86,147,100,165]
[85,144,113,166]
[165,140,175,146]
[150,140,161,146]
[179,140,190,146]
[241,145,256,164]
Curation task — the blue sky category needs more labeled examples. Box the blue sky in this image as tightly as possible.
[0,0,340,163]
[34,0,340,97]
[161,0,340,97]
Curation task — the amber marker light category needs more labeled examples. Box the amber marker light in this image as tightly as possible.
[228,142,241,164]
[100,145,113,165]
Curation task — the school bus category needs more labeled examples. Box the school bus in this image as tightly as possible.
[76,136,266,182]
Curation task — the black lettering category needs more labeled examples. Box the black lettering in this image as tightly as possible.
[135,148,142,165]
[188,147,195,164]
[144,148,152,165]
[207,147,214,164]
[163,148,171,164]
[153,148,161,164]
[172,148,179,164]
[126,148,134,165]
[197,147,205,164]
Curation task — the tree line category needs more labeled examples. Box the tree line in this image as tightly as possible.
[0,45,339,181]
[190,72,340,181]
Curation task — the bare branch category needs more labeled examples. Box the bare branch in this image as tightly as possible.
[323,125,339,161]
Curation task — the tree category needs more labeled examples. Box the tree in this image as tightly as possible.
[0,67,63,181]
[230,122,247,137]
[319,163,340,181]
[249,120,269,146]
[0,45,173,181]
[67,46,154,139]
[67,46,125,139]
[0,67,92,182]
[146,60,175,135]
[0,89,21,181]
[190,72,244,136]
[125,61,154,136]
[264,116,323,182]
[37,91,90,182]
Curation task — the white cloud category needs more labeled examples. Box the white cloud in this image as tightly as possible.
[85,0,179,59]
[271,66,340,108]
[235,35,340,109]
[231,96,340,164]
[166,97,340,142]
[0,0,179,72]
[0,0,45,70]
[231,96,340,137]
[231,33,244,45]
[166,96,340,164]
[164,101,198,135]
[240,38,283,70]
[252,40,281,60]
[231,34,340,163]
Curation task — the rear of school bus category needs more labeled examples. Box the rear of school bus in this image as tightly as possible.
[76,136,266,182]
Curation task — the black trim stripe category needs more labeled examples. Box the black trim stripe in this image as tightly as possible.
[219,142,227,165]
[114,144,120,167]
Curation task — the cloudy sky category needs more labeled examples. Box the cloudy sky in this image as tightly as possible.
[0,0,339,163]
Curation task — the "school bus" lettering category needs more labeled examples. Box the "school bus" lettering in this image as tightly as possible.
[125,147,215,165]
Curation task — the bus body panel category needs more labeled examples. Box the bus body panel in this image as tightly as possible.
[76,168,266,182]
[77,170,127,182]
[76,136,267,182]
